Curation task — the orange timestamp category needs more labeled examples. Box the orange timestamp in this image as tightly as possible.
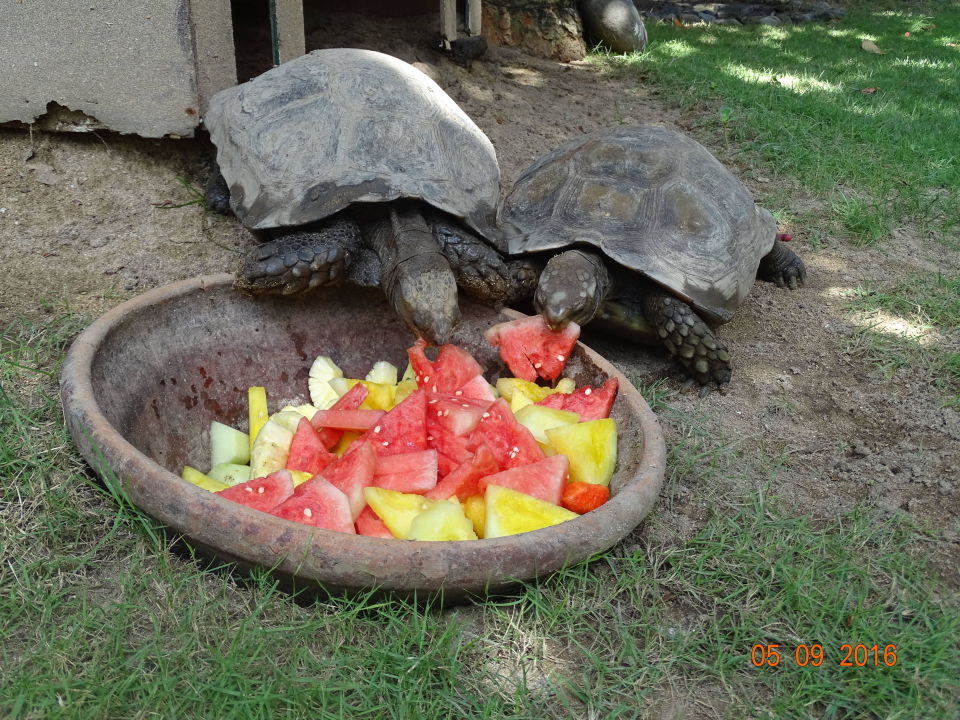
[751,644,898,667]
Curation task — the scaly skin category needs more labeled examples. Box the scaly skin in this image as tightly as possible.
[234,219,361,295]
[757,239,806,290]
[643,292,732,386]
[431,218,539,306]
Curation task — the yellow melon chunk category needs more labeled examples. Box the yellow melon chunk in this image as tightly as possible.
[461,494,486,538]
[363,487,435,539]
[407,500,478,541]
[332,430,361,456]
[393,379,418,406]
[513,404,580,444]
[181,465,229,492]
[358,380,396,411]
[289,470,314,487]
[247,386,268,451]
[545,418,617,486]
[484,485,578,538]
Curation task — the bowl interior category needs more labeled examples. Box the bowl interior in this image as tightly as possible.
[64,275,664,596]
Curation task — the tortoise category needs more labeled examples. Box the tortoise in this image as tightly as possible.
[578,0,648,54]
[204,48,534,345]
[496,124,806,386]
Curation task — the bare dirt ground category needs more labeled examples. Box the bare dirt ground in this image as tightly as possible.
[2,13,957,589]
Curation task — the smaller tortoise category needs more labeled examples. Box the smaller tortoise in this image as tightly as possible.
[497,124,806,386]
[204,48,533,345]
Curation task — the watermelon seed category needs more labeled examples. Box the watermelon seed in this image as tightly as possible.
[423,375,430,383]
[427,435,434,441]
[462,403,470,408]
[454,390,463,396]
[429,399,438,404]
[442,409,450,416]
[257,487,265,494]
[432,385,438,392]
[436,410,443,417]
[557,354,565,362]
[482,412,490,418]
[382,441,390,447]
[244,487,253,493]
[584,388,592,395]
[303,507,313,518]
[373,425,381,433]
[534,362,543,369]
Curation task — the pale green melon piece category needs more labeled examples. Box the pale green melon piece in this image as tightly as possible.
[210,421,250,468]
[249,412,297,478]
[208,462,252,486]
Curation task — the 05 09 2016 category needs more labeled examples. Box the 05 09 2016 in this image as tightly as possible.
[750,643,898,667]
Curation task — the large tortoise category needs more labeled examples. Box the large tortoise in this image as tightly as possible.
[497,124,806,386]
[204,48,533,345]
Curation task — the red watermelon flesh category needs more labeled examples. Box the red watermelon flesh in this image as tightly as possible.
[469,398,545,469]
[355,505,394,538]
[484,315,580,382]
[310,408,385,431]
[217,469,294,512]
[478,454,569,505]
[286,417,336,475]
[456,375,496,402]
[270,477,355,533]
[373,449,438,494]
[426,444,500,501]
[308,440,377,519]
[406,341,484,393]
[358,389,428,456]
[427,393,492,436]
[313,382,369,449]
[537,377,619,421]
[426,419,474,476]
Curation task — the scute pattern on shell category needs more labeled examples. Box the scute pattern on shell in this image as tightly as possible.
[499,125,776,323]
[205,49,500,236]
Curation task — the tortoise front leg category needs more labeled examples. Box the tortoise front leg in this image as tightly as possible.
[643,291,732,386]
[757,239,806,290]
[234,218,360,295]
[430,218,539,307]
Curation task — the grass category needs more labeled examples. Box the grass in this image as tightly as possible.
[591,3,960,244]
[844,272,960,403]
[2,314,957,719]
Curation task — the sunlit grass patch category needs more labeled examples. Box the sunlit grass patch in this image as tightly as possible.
[591,7,960,243]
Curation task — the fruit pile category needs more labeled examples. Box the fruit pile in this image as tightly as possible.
[181,316,619,541]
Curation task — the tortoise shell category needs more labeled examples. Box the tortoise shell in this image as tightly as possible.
[205,49,500,236]
[498,124,776,324]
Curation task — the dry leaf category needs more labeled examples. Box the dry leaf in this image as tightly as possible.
[862,87,879,94]
[861,39,886,54]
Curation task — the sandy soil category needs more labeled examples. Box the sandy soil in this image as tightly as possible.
[2,13,957,592]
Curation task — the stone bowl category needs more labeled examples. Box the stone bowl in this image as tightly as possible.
[60,274,666,598]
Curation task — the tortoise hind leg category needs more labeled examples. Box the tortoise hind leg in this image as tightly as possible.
[757,239,806,290]
[235,218,361,296]
[205,163,232,216]
[643,291,732,386]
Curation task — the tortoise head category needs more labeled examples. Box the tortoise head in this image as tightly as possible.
[390,264,461,346]
[534,249,611,329]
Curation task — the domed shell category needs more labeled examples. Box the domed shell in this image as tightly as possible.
[205,49,500,235]
[499,125,776,323]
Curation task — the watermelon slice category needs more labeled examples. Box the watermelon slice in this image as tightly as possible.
[355,505,394,538]
[286,417,336,475]
[469,398,545,469]
[456,375,496,402]
[426,444,500,501]
[406,340,485,393]
[484,315,580,382]
[357,389,428,456]
[427,392,492,436]
[216,469,294,512]
[309,408,385,431]
[312,382,369,449]
[373,449,439,494]
[537,377,618,421]
[426,418,475,476]
[306,440,377,519]
[478,454,569,505]
[270,476,355,533]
